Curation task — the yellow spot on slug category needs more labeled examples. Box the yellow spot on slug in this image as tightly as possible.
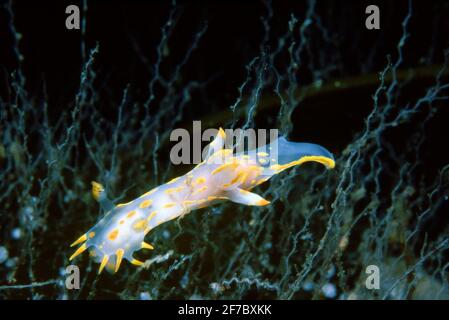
[195,176,206,185]
[239,189,250,195]
[223,172,246,187]
[211,162,238,175]
[139,199,153,208]
[163,202,177,208]
[232,171,247,184]
[132,219,148,232]
[165,186,185,194]
[192,185,208,195]
[183,200,197,205]
[207,196,228,201]
[108,229,119,241]
[257,152,269,157]
[147,211,157,222]
[127,210,136,218]
[88,232,95,238]
[230,173,241,184]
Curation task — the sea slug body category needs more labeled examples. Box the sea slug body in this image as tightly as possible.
[69,128,335,274]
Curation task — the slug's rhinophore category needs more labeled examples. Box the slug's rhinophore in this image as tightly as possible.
[69,128,335,274]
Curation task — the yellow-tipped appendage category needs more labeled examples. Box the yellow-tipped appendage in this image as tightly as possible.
[91,181,104,201]
[218,127,226,138]
[98,255,109,274]
[69,243,87,261]
[70,238,152,273]
[141,242,154,250]
[115,249,124,273]
[131,259,144,267]
[70,234,87,247]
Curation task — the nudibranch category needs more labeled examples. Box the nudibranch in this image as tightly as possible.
[69,128,335,274]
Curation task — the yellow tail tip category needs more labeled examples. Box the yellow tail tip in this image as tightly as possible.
[256,199,270,206]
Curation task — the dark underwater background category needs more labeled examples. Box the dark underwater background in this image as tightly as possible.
[0,0,449,299]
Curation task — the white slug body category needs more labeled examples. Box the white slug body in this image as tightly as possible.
[69,128,335,274]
